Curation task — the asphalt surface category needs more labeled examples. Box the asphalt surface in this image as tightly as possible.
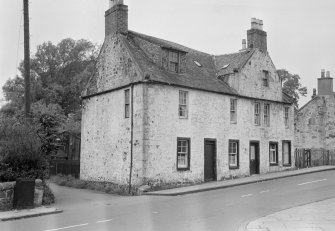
[1,170,335,231]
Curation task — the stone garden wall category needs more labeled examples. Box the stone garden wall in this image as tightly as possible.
[0,179,44,211]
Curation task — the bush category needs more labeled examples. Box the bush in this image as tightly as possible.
[0,117,48,182]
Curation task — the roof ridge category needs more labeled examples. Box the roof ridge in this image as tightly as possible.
[128,30,212,56]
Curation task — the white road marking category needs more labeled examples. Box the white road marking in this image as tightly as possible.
[260,190,270,194]
[44,223,89,231]
[298,179,328,186]
[241,194,253,198]
[153,212,159,214]
[96,219,113,223]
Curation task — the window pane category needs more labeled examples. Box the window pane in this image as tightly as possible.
[125,105,130,118]
[283,142,290,164]
[229,154,236,165]
[179,91,188,118]
[177,139,189,169]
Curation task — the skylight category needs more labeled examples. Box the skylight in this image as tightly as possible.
[222,64,230,69]
[194,61,202,67]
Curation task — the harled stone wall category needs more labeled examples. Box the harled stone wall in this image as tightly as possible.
[295,95,335,149]
[142,84,294,184]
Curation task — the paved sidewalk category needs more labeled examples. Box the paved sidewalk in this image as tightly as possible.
[0,206,62,221]
[242,198,335,231]
[145,166,335,196]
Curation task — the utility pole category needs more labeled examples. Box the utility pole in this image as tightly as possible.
[23,0,31,116]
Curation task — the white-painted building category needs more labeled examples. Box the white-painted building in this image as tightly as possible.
[80,1,295,187]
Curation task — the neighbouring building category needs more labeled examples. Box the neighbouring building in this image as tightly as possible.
[80,0,295,187]
[295,69,335,149]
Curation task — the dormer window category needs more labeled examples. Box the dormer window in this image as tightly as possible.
[162,48,186,73]
[169,51,180,73]
[263,70,269,87]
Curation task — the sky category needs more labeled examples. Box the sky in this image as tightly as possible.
[1,0,335,108]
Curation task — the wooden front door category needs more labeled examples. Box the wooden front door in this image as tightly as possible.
[250,142,260,175]
[204,139,216,181]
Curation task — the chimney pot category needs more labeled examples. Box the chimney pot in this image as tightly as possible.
[242,39,246,49]
[321,69,325,78]
[259,19,263,30]
[326,71,330,78]
[251,18,258,29]
[109,0,124,8]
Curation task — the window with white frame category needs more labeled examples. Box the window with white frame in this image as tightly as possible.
[269,142,278,166]
[177,138,190,170]
[179,90,188,118]
[254,102,261,125]
[169,51,180,73]
[284,107,289,127]
[282,141,291,166]
[229,140,239,169]
[264,103,270,126]
[125,89,130,118]
[230,99,237,123]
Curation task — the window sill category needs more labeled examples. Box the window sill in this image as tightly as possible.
[179,117,188,119]
[177,168,190,171]
[269,163,278,166]
[230,121,237,124]
[229,166,239,170]
[283,164,291,167]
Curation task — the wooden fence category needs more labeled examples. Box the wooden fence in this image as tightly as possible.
[49,160,80,178]
[295,148,335,168]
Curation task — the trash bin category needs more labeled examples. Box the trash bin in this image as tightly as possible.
[13,178,35,209]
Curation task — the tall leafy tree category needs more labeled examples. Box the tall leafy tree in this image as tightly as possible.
[1,38,99,157]
[277,69,307,109]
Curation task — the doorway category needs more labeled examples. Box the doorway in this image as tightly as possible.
[204,139,217,181]
[250,141,260,175]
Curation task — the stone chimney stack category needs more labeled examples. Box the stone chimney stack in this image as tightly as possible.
[318,69,333,95]
[247,18,267,52]
[105,0,128,36]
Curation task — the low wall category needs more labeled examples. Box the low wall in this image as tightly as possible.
[0,179,44,211]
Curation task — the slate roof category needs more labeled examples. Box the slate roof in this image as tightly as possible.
[125,31,237,95]
[215,50,255,76]
[86,30,291,104]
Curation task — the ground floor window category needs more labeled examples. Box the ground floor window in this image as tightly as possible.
[269,142,278,166]
[177,138,190,170]
[229,140,239,169]
[282,141,291,166]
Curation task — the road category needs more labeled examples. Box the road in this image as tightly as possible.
[1,170,335,231]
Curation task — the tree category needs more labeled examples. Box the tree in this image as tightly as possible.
[1,38,99,157]
[277,69,307,109]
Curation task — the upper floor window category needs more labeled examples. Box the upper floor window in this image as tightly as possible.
[230,99,237,123]
[263,70,269,87]
[169,51,180,73]
[264,103,270,126]
[125,89,130,118]
[179,90,188,118]
[254,102,261,125]
[284,107,289,127]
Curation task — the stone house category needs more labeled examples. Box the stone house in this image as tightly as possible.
[295,69,335,149]
[80,0,295,186]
